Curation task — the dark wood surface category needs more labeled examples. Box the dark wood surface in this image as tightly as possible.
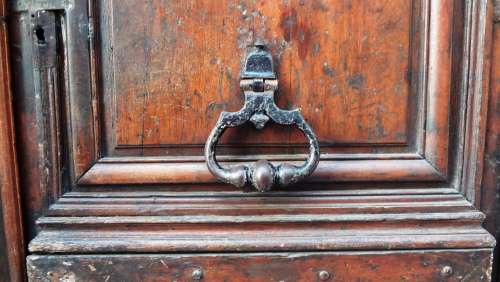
[0,0,26,281]
[27,250,493,282]
[481,2,500,280]
[3,0,498,280]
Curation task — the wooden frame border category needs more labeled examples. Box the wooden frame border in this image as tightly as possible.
[72,0,454,186]
[459,0,494,205]
[0,0,26,280]
[4,0,494,257]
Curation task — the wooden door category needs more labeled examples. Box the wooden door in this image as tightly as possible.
[0,0,25,280]
[6,0,496,281]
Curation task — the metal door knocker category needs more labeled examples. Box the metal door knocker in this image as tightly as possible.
[204,44,320,192]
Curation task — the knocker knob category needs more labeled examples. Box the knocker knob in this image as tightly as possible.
[251,160,275,192]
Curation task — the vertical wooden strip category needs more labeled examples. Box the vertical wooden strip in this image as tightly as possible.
[461,0,494,204]
[424,0,453,177]
[30,10,61,225]
[9,11,43,240]
[481,4,500,279]
[65,1,96,179]
[0,0,26,280]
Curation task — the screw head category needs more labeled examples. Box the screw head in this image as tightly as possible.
[192,268,203,280]
[440,265,453,277]
[318,270,331,281]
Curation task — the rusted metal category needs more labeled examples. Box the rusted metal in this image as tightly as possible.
[204,44,320,192]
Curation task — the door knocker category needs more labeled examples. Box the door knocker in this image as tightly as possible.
[204,44,320,192]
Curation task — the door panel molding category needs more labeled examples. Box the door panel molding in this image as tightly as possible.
[78,158,445,185]
[0,0,26,280]
[7,0,495,271]
[69,0,458,186]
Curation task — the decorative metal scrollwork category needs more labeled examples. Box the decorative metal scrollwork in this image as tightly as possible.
[204,44,320,192]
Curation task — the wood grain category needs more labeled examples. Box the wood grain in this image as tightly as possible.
[0,0,26,280]
[460,0,494,205]
[424,0,453,175]
[47,192,472,217]
[27,250,493,282]
[481,13,500,281]
[77,0,455,186]
[105,0,412,149]
[30,210,493,253]
[29,187,495,254]
[5,0,496,280]
[78,158,444,185]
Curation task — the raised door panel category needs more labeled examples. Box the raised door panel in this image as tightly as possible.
[107,0,412,148]
[0,0,25,278]
[68,0,455,187]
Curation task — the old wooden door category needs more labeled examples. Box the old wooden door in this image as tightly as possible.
[6,0,496,281]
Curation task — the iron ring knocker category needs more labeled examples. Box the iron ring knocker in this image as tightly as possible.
[204,44,320,192]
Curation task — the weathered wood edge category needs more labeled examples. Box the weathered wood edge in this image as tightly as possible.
[460,0,494,205]
[45,193,476,217]
[25,250,494,282]
[480,5,500,280]
[28,197,495,253]
[0,0,26,280]
[28,224,495,254]
[77,159,445,185]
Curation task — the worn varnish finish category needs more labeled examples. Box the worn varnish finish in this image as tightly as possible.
[481,3,500,280]
[460,0,494,204]
[69,0,455,186]
[27,250,493,282]
[0,0,26,281]
[108,0,411,148]
[102,0,419,157]
[4,0,497,280]
[103,0,417,158]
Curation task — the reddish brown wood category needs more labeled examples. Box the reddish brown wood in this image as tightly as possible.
[64,0,459,186]
[481,6,500,280]
[4,0,496,280]
[27,250,493,282]
[107,0,412,147]
[424,0,453,176]
[46,193,472,217]
[29,186,494,254]
[0,0,26,280]
[78,158,443,185]
[64,0,96,179]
